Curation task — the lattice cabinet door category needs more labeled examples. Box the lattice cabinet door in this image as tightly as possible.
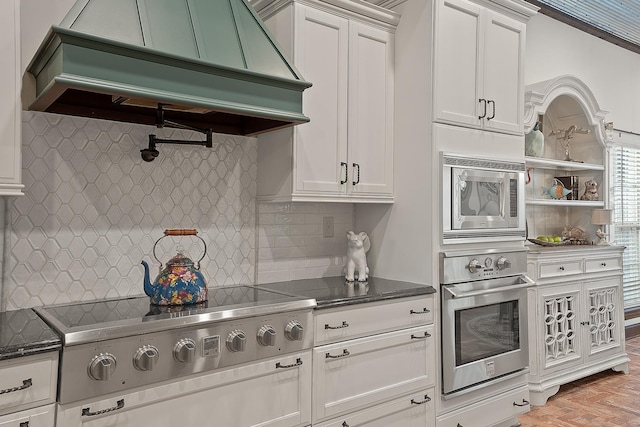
[538,282,583,373]
[583,278,623,360]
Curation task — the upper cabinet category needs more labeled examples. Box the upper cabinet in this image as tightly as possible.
[0,0,24,196]
[433,0,529,135]
[523,75,611,240]
[253,0,397,203]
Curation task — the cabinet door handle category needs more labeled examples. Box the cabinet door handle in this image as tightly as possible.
[340,162,348,184]
[478,98,487,119]
[325,321,349,329]
[410,307,430,314]
[513,398,530,407]
[352,163,360,185]
[0,378,32,395]
[82,399,125,417]
[411,394,432,405]
[487,100,496,120]
[326,349,350,359]
[411,331,431,340]
[275,358,303,369]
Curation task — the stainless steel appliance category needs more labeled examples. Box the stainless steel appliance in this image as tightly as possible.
[34,285,315,406]
[441,152,526,244]
[440,248,533,398]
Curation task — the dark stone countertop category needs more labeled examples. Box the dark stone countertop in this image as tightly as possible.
[0,309,61,361]
[260,276,436,310]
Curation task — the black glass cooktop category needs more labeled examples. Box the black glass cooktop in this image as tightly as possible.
[33,285,316,345]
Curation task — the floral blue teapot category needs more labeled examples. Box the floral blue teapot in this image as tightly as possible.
[141,229,208,306]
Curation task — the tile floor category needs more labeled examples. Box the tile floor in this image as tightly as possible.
[518,336,640,426]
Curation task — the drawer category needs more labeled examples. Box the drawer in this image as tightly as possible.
[585,256,622,273]
[312,324,435,423]
[538,259,582,279]
[0,352,58,417]
[0,403,55,427]
[314,296,433,345]
[317,387,435,427]
[436,384,529,427]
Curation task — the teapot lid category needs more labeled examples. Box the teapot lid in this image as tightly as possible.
[166,246,194,267]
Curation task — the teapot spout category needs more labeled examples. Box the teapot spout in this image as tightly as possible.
[141,260,154,297]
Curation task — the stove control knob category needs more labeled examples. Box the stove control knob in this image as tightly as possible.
[257,325,277,346]
[496,257,512,270]
[467,258,482,273]
[226,330,247,352]
[174,338,196,363]
[133,345,159,371]
[88,353,117,381]
[285,320,304,341]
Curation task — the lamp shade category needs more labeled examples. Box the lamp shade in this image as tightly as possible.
[591,209,612,225]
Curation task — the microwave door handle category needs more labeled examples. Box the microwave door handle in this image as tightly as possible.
[444,277,534,299]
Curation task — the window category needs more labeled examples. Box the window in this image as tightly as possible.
[611,132,640,310]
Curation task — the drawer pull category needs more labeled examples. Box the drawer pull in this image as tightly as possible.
[326,349,350,359]
[342,423,349,427]
[513,398,530,407]
[20,422,29,427]
[411,394,432,405]
[0,378,32,395]
[559,266,565,271]
[601,262,607,267]
[82,399,125,417]
[410,307,430,314]
[411,331,431,340]
[275,358,303,369]
[325,321,349,330]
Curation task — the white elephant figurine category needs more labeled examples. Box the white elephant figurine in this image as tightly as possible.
[345,231,370,282]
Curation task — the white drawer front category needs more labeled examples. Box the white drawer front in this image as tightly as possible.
[0,353,58,416]
[318,388,435,427]
[538,259,582,279]
[313,325,435,422]
[585,257,622,273]
[0,403,55,427]
[315,296,433,345]
[436,384,530,427]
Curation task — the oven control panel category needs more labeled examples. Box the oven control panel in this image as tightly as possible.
[58,309,313,404]
[440,249,528,284]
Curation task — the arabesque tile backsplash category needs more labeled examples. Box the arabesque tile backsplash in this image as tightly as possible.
[1,112,353,311]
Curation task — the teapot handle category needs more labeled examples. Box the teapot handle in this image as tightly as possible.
[152,229,207,268]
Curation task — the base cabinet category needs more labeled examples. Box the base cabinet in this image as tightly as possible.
[56,351,311,427]
[527,246,630,405]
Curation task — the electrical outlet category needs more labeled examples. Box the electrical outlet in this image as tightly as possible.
[323,216,334,238]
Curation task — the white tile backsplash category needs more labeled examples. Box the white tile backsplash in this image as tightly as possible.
[4,111,257,310]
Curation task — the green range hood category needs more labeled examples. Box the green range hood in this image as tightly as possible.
[27,0,311,136]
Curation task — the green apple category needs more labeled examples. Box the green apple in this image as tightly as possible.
[537,236,548,242]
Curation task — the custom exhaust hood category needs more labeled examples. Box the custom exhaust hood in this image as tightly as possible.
[27,0,311,137]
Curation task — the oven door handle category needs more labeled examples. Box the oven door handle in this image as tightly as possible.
[444,277,534,299]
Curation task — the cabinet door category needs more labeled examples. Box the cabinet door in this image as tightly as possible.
[433,0,483,129]
[536,283,583,375]
[0,0,23,195]
[293,6,349,196]
[583,277,624,361]
[57,351,311,427]
[313,325,434,422]
[482,11,524,134]
[347,22,394,198]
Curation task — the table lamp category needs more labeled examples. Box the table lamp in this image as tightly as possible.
[591,208,612,245]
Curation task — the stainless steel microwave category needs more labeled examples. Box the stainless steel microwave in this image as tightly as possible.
[441,153,526,244]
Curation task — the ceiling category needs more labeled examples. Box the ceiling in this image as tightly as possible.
[524,1,640,55]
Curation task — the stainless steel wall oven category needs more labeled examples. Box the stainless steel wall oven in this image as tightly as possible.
[440,248,533,397]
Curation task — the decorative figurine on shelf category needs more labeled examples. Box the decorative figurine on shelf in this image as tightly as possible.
[525,121,545,157]
[344,231,370,282]
[580,178,599,201]
[549,124,590,162]
[561,225,587,241]
[542,178,571,199]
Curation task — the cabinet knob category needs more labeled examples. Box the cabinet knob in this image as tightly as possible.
[601,262,607,267]
[559,266,565,271]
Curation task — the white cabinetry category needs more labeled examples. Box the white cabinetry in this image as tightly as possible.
[526,246,629,405]
[56,351,312,426]
[0,0,24,195]
[0,352,58,427]
[312,296,435,426]
[254,0,396,203]
[433,0,526,135]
